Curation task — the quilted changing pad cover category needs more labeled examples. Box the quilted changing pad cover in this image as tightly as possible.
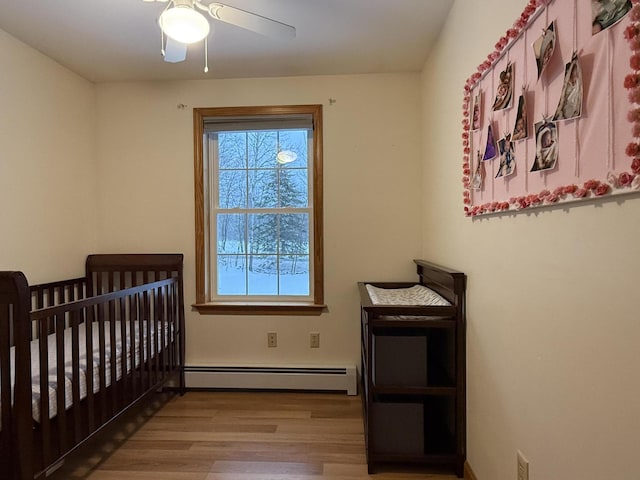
[365,284,450,306]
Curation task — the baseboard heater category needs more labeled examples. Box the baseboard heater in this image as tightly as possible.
[184,365,358,395]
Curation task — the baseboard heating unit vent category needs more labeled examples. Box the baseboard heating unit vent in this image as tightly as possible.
[185,366,358,395]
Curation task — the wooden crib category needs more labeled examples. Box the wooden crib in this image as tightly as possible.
[0,254,185,480]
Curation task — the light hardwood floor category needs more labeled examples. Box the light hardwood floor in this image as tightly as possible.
[48,391,458,480]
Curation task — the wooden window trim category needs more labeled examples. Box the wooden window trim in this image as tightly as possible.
[193,105,324,315]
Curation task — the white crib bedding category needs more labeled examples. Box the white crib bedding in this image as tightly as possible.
[365,284,451,306]
[6,320,169,423]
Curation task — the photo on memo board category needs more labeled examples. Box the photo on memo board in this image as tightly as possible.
[492,63,514,111]
[553,54,583,121]
[530,121,558,172]
[471,150,485,190]
[512,92,528,141]
[533,21,556,80]
[591,0,632,35]
[471,91,481,130]
[495,134,516,178]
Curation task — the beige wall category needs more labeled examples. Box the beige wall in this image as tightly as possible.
[94,74,423,367]
[421,1,640,479]
[0,29,97,283]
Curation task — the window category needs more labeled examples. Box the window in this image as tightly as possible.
[193,105,324,315]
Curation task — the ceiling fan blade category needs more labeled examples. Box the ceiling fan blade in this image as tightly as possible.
[206,2,296,39]
[164,37,187,62]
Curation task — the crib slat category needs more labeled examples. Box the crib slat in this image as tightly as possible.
[97,301,107,422]
[161,285,169,375]
[130,293,139,400]
[120,295,129,405]
[139,290,148,392]
[55,313,68,453]
[160,285,168,376]
[36,289,44,310]
[96,271,103,296]
[108,270,117,410]
[170,282,177,371]
[76,306,90,442]
[109,298,118,413]
[158,286,164,377]
[38,320,52,467]
[152,288,159,385]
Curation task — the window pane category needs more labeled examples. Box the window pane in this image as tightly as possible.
[217,214,246,254]
[279,130,308,168]
[218,132,246,169]
[279,213,309,254]
[217,255,247,295]
[248,169,277,208]
[248,214,277,254]
[219,170,246,208]
[248,255,278,295]
[279,255,310,296]
[248,131,277,168]
[279,168,308,208]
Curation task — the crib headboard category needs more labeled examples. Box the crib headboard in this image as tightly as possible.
[86,254,184,295]
[86,254,186,366]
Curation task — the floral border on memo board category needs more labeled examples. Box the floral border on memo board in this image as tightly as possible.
[461,0,640,217]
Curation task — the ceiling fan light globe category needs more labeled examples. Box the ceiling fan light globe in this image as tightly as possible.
[159,6,210,44]
[276,150,297,164]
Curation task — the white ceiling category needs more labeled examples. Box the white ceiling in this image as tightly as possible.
[0,0,454,83]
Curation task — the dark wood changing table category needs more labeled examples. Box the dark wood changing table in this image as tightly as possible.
[359,259,466,477]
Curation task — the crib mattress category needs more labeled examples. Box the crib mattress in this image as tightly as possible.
[365,284,451,306]
[5,321,169,423]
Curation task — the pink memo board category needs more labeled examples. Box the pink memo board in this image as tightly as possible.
[461,0,640,217]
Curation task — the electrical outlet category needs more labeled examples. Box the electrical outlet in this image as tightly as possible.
[517,450,529,480]
[267,332,277,348]
[310,332,320,348]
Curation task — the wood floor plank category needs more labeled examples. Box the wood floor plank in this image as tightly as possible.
[209,460,323,475]
[48,391,458,480]
[86,473,207,480]
[129,431,364,445]
[141,422,278,434]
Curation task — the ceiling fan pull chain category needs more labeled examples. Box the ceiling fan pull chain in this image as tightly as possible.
[161,28,166,57]
[204,37,209,73]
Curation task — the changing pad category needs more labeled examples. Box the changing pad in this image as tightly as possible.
[365,284,451,306]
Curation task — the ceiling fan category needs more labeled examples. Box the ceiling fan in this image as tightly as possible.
[143,0,296,69]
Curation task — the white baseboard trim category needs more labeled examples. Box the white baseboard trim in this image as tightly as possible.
[184,365,358,395]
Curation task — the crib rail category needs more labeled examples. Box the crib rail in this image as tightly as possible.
[29,277,180,477]
[30,277,87,309]
[29,278,86,338]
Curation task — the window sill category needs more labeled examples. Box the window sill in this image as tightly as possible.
[192,302,327,316]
